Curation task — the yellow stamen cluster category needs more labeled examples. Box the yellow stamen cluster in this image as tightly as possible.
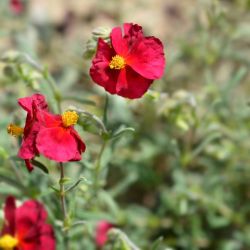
[0,234,19,250]
[7,124,24,137]
[109,55,126,70]
[62,111,79,127]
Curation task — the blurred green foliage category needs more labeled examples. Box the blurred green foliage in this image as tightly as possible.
[0,0,250,250]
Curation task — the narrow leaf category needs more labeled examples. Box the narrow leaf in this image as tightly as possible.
[31,159,49,174]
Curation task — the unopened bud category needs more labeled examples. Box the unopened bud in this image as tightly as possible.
[92,27,111,40]
[3,65,16,78]
[1,51,24,64]
[83,27,111,59]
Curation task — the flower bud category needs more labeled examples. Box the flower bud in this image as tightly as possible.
[92,27,111,41]
[83,27,111,59]
[3,65,16,78]
[1,50,24,64]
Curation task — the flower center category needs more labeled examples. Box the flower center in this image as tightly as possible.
[62,111,79,127]
[109,55,126,70]
[0,234,19,250]
[7,124,24,137]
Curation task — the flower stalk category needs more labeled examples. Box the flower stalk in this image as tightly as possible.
[59,162,67,220]
[93,140,108,197]
[59,162,69,249]
[43,69,62,113]
[103,93,109,126]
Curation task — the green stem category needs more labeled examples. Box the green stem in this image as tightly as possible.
[59,162,67,219]
[9,158,24,186]
[63,95,96,106]
[43,70,62,113]
[23,55,62,114]
[92,94,110,198]
[59,162,69,249]
[103,93,109,126]
[93,141,107,196]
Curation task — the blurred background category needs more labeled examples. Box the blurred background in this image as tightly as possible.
[0,0,250,249]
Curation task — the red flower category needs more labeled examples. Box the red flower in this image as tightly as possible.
[10,0,23,14]
[95,220,113,247]
[36,110,86,162]
[0,196,55,250]
[18,94,48,172]
[90,23,165,99]
[8,93,85,171]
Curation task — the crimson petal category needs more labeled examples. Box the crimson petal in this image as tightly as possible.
[117,66,153,99]
[36,127,79,162]
[1,196,16,236]
[18,94,48,115]
[18,122,40,160]
[90,39,118,94]
[16,200,55,250]
[127,37,165,79]
[111,23,143,56]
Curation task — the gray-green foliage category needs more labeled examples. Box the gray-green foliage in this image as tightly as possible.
[0,0,250,250]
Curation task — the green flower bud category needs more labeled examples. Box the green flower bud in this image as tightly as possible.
[92,27,111,40]
[3,65,16,78]
[1,51,24,64]
[83,27,111,59]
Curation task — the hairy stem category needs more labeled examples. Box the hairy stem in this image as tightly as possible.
[103,93,109,126]
[44,71,62,114]
[59,162,67,219]
[93,141,107,196]
[24,55,61,114]
[59,162,69,249]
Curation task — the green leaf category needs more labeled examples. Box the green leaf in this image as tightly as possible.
[112,126,135,140]
[70,107,108,135]
[109,172,138,198]
[150,236,163,250]
[49,185,60,193]
[107,229,140,250]
[0,173,24,190]
[63,95,96,106]
[65,177,90,193]
[98,190,120,217]
[31,159,49,174]
[59,177,71,184]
